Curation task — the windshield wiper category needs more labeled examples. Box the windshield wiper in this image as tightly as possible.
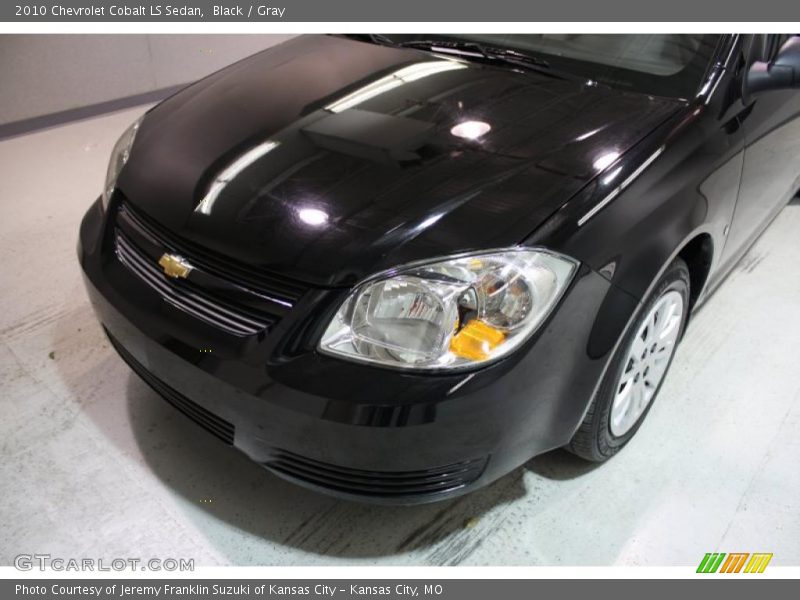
[375,38,595,85]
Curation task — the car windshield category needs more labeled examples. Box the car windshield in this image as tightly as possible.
[380,34,722,99]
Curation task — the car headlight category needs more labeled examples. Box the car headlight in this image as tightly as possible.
[319,248,578,370]
[101,115,143,211]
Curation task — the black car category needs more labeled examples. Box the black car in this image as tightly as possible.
[79,34,800,503]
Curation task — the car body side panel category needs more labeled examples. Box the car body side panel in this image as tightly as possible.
[717,90,800,279]
[534,35,800,324]
[528,90,746,309]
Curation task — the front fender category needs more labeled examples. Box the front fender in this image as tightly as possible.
[530,100,743,312]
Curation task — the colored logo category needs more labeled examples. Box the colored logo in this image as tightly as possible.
[697,552,773,573]
[158,253,193,279]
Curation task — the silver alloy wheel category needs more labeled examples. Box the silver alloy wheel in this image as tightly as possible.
[609,290,684,437]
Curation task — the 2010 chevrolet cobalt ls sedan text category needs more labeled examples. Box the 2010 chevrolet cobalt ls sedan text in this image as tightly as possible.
[79,34,800,503]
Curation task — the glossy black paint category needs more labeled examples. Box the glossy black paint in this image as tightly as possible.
[118,35,681,287]
[79,34,800,503]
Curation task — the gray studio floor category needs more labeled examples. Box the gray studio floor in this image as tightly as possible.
[1,106,798,566]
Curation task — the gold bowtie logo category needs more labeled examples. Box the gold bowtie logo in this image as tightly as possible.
[158,253,193,279]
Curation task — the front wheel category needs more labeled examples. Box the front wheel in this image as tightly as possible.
[567,257,690,461]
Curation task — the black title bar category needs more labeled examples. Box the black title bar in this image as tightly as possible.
[3,0,800,22]
[3,579,797,600]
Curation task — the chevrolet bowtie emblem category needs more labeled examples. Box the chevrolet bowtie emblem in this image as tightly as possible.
[158,253,193,279]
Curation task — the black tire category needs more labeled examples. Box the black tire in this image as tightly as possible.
[567,257,691,462]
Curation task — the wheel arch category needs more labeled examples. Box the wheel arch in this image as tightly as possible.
[677,232,715,314]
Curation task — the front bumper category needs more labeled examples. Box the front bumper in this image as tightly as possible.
[78,197,631,504]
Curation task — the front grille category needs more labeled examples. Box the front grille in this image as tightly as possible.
[115,229,274,336]
[265,450,487,498]
[119,200,309,303]
[106,330,235,445]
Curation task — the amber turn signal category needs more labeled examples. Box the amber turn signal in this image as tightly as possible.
[449,320,506,361]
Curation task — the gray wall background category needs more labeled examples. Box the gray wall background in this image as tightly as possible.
[0,34,296,126]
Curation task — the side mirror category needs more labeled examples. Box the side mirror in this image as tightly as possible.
[745,36,800,97]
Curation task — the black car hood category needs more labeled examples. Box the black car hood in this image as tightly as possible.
[118,35,681,287]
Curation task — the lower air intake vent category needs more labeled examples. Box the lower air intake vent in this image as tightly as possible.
[265,450,486,497]
[106,330,235,445]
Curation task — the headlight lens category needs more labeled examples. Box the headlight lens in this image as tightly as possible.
[101,115,143,211]
[319,249,578,370]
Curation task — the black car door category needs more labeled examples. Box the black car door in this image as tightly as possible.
[720,34,800,268]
